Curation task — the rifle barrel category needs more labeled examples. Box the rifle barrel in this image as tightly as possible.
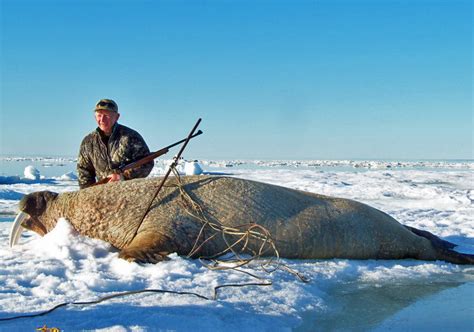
[119,129,203,173]
[164,130,203,150]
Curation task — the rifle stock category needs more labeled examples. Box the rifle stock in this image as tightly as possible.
[120,147,169,174]
[91,129,203,187]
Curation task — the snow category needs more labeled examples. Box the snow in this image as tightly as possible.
[23,166,40,180]
[0,159,473,331]
[184,160,204,176]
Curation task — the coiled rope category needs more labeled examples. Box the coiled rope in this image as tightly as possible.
[0,168,308,322]
[168,168,308,282]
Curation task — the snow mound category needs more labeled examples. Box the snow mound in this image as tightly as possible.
[24,166,40,180]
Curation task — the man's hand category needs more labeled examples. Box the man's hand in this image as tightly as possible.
[107,173,123,182]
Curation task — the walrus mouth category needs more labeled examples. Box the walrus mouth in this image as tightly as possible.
[9,212,48,247]
[9,212,28,247]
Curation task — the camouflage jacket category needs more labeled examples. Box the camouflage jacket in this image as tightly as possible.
[77,124,154,189]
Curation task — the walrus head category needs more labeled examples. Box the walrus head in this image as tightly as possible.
[10,191,59,247]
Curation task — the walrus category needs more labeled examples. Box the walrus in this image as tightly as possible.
[9,175,474,265]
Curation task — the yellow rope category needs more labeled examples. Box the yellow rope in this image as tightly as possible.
[168,169,308,283]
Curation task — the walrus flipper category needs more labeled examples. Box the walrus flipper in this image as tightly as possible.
[119,247,170,264]
[406,226,474,265]
[404,226,456,250]
[118,232,172,264]
[435,247,474,265]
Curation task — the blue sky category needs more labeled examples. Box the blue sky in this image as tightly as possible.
[1,0,472,160]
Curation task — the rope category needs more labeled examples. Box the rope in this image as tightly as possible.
[1,167,309,322]
[168,168,309,283]
[0,283,270,322]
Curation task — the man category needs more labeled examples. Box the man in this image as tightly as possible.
[77,99,154,189]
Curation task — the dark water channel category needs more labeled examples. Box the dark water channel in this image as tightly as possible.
[295,279,473,331]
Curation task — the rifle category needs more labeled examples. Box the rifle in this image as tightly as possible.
[130,118,202,241]
[93,129,203,186]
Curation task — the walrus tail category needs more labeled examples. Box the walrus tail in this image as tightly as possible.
[405,226,474,265]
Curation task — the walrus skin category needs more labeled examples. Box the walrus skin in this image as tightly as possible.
[11,176,474,265]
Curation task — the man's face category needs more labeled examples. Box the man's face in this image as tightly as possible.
[95,109,120,135]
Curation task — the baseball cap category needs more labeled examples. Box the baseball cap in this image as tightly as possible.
[94,99,118,113]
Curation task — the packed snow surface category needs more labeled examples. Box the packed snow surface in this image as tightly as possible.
[0,158,473,331]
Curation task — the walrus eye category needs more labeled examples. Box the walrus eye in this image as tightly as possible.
[19,191,58,216]
[22,217,35,230]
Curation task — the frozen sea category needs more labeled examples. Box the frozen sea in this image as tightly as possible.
[0,157,473,331]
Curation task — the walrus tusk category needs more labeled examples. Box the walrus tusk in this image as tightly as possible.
[9,212,28,247]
